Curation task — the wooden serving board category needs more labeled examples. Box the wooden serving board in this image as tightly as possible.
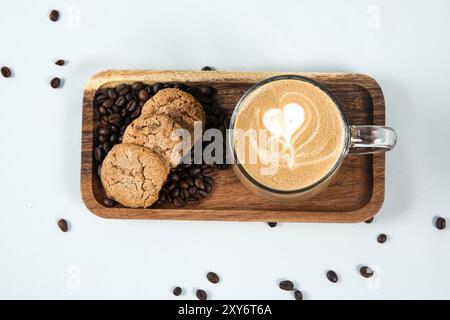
[81,70,385,223]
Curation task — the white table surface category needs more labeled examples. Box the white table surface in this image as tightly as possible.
[1,0,449,300]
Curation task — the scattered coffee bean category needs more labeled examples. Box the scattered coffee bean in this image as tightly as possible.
[436,217,446,230]
[50,77,61,88]
[196,289,207,300]
[360,266,374,278]
[207,272,220,284]
[1,66,12,78]
[326,270,338,283]
[294,290,303,300]
[267,222,277,228]
[279,280,294,291]
[365,217,374,224]
[55,59,65,66]
[377,233,387,243]
[172,287,182,296]
[49,10,59,22]
[57,219,68,232]
[103,198,116,207]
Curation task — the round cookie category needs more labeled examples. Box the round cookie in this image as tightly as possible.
[100,143,169,208]
[122,113,192,168]
[141,88,206,131]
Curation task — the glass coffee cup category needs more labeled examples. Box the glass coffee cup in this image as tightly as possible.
[228,75,396,201]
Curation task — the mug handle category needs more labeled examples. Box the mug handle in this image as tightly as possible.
[349,125,397,155]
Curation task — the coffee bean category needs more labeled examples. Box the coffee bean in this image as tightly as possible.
[102,99,114,109]
[199,86,215,96]
[95,94,107,104]
[172,287,182,296]
[98,134,107,143]
[365,217,374,224]
[360,266,374,278]
[138,89,149,102]
[55,59,65,66]
[188,186,197,195]
[173,83,186,90]
[171,188,180,198]
[173,197,185,207]
[294,290,303,300]
[194,177,205,189]
[196,190,207,199]
[153,83,163,93]
[50,77,61,88]
[115,96,126,107]
[108,114,122,126]
[102,142,111,152]
[126,100,137,112]
[1,66,12,78]
[326,270,338,283]
[188,166,201,176]
[204,182,212,193]
[98,106,107,115]
[196,289,207,300]
[94,147,103,162]
[201,66,215,71]
[57,219,68,232]
[103,198,116,207]
[130,105,141,118]
[116,83,129,96]
[100,115,109,125]
[268,222,277,228]
[49,10,59,22]
[185,176,194,186]
[377,233,387,243]
[163,83,173,88]
[169,173,180,182]
[279,280,294,291]
[207,272,220,284]
[98,127,110,136]
[436,217,446,230]
[180,189,189,200]
[204,176,213,185]
[131,81,144,91]
[106,88,118,100]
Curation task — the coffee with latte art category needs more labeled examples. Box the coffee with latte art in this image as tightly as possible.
[233,79,346,191]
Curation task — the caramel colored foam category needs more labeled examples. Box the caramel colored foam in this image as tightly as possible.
[233,79,346,191]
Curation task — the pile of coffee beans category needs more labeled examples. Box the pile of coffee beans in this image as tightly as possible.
[278,280,303,300]
[93,81,229,207]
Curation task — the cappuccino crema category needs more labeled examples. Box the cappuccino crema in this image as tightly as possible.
[233,79,346,191]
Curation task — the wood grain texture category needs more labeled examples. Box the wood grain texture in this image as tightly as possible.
[81,70,385,222]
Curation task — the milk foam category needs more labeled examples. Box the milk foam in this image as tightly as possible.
[233,79,346,191]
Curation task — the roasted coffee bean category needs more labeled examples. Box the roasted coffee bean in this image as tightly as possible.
[173,83,186,90]
[163,83,173,88]
[110,125,118,133]
[201,66,215,71]
[179,180,189,189]
[166,181,176,191]
[169,173,180,182]
[172,287,182,296]
[180,189,189,200]
[188,186,197,195]
[102,142,111,152]
[436,217,446,230]
[115,95,126,107]
[100,115,109,125]
[108,133,117,144]
[196,190,207,199]
[95,94,107,104]
[360,266,374,278]
[117,83,130,96]
[138,89,149,101]
[294,290,303,300]
[196,289,207,300]
[112,105,120,114]
[144,86,153,95]
[188,166,201,176]
[153,83,163,93]
[377,234,387,243]
[98,134,107,143]
[126,100,137,113]
[102,99,114,109]
[171,188,180,198]
[185,176,194,186]
[204,182,212,193]
[204,176,213,185]
[98,106,107,115]
[1,66,12,78]
[207,272,220,284]
[199,86,215,96]
[94,147,103,161]
[130,106,141,119]
[326,270,338,283]
[103,198,116,207]
[55,59,65,66]
[98,127,110,136]
[108,114,122,125]
[268,222,277,228]
[194,177,205,190]
[365,217,374,224]
[57,219,68,232]
[50,77,61,88]
[106,88,117,99]
[279,280,294,291]
[131,81,144,91]
[49,9,59,22]
[159,190,167,202]
[173,197,185,207]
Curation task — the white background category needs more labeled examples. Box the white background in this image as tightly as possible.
[0,0,449,300]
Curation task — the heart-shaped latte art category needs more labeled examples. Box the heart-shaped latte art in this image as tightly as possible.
[262,102,305,144]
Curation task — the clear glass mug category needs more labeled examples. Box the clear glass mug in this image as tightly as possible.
[228,75,397,201]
